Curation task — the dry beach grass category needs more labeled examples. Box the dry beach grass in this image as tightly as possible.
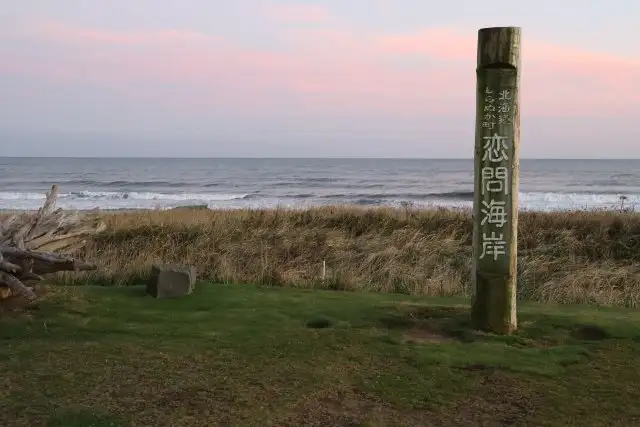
[54,205,640,307]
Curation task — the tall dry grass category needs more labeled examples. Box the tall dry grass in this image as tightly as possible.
[58,206,640,307]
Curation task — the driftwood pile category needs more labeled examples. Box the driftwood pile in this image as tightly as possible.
[0,185,106,300]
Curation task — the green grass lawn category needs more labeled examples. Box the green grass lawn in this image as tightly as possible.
[2,283,640,427]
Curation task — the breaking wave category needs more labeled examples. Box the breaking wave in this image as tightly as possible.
[0,190,637,212]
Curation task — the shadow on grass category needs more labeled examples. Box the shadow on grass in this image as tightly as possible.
[46,408,129,427]
[376,302,617,345]
[368,302,614,377]
[377,305,474,343]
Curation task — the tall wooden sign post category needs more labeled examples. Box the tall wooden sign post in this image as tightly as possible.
[471,27,521,334]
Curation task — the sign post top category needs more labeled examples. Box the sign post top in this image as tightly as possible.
[478,26,521,32]
[477,27,521,69]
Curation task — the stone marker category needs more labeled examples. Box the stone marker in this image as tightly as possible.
[146,264,197,298]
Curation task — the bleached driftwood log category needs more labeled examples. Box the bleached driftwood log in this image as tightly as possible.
[0,185,106,300]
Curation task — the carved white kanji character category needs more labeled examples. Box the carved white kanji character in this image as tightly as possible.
[482,134,509,162]
[480,232,506,260]
[498,103,510,113]
[499,89,511,100]
[481,166,509,195]
[481,200,508,228]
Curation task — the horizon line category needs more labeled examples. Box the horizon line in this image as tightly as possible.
[1,156,640,161]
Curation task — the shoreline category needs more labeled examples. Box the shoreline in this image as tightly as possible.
[0,203,634,215]
[1,190,635,214]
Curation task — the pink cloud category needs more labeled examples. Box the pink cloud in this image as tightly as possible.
[34,21,220,45]
[375,28,474,60]
[265,4,332,23]
[3,21,639,118]
[369,28,640,115]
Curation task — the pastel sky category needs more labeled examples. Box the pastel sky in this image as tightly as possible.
[1,1,638,158]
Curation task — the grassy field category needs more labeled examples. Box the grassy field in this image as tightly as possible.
[56,206,640,307]
[2,282,640,426]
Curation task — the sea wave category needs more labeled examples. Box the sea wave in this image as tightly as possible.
[1,179,209,188]
[319,191,475,201]
[0,190,636,212]
[62,191,249,201]
[0,191,251,211]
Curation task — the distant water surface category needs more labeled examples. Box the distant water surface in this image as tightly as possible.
[0,158,638,212]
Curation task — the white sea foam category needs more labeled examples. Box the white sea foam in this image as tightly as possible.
[63,191,248,201]
[0,190,636,212]
[408,192,637,212]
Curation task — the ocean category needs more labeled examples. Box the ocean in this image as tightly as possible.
[0,157,638,212]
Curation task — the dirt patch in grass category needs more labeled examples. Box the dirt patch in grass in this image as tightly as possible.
[0,296,41,320]
[378,305,475,343]
[0,295,30,312]
[402,328,455,344]
[307,316,334,329]
[452,370,541,427]
[276,387,441,427]
[571,324,611,341]
[279,369,544,427]
[0,284,78,314]
[459,363,496,373]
